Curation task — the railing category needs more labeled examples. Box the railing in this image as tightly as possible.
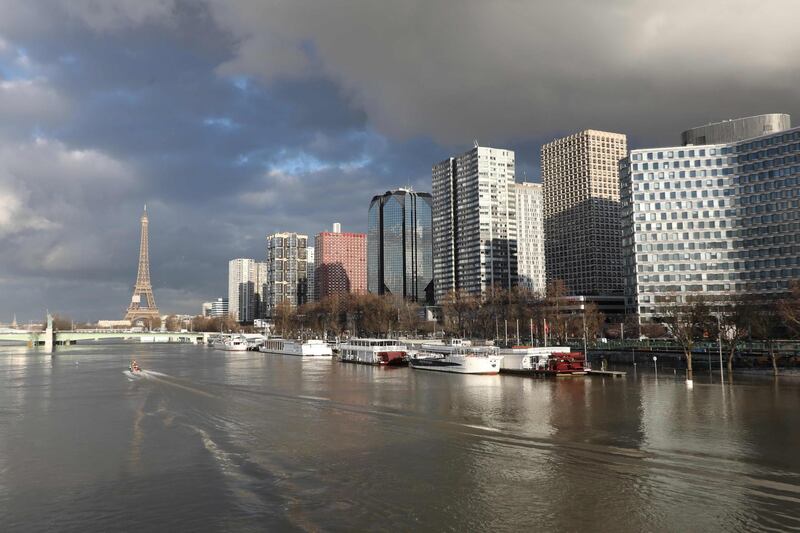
[575,338,800,355]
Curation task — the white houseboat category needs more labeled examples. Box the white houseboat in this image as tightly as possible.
[338,338,408,366]
[212,334,249,352]
[259,338,333,358]
[409,339,503,375]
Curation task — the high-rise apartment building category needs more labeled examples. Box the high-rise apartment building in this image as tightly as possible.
[255,261,268,317]
[542,130,627,298]
[314,224,367,300]
[306,247,315,302]
[432,145,517,302]
[514,182,546,295]
[368,188,434,304]
[265,232,309,316]
[621,114,800,322]
[228,258,259,322]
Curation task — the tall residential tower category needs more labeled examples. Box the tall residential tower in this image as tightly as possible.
[228,258,266,323]
[514,182,546,295]
[432,145,517,302]
[265,232,309,316]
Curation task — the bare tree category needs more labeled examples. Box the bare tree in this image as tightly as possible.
[750,301,784,377]
[273,301,296,337]
[623,313,642,340]
[661,296,713,382]
[778,280,800,337]
[391,296,421,336]
[544,279,570,344]
[583,302,605,342]
[717,296,755,376]
[442,289,478,337]
[164,315,181,332]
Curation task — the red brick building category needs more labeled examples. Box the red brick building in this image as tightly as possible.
[314,223,367,300]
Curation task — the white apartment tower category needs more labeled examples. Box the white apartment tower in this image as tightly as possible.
[306,246,315,303]
[228,258,262,322]
[542,130,627,297]
[432,145,517,302]
[514,182,546,295]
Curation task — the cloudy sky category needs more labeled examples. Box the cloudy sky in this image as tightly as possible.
[1,0,798,322]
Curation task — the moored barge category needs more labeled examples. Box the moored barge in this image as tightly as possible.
[338,338,408,366]
[499,346,586,377]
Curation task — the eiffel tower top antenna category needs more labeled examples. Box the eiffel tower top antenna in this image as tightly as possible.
[125,205,160,325]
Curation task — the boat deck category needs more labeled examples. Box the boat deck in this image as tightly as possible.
[585,369,627,377]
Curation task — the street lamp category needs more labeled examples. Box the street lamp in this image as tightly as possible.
[716,312,725,384]
[582,313,588,369]
[653,355,658,380]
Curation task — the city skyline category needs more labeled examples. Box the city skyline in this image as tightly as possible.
[1,1,799,320]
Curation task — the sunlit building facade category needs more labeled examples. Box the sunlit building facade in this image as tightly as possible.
[367,188,434,304]
[621,116,800,322]
[265,232,309,317]
[432,145,517,302]
[228,258,259,322]
[514,182,546,295]
[314,224,366,300]
[542,130,627,297]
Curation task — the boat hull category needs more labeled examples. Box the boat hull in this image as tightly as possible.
[340,351,406,366]
[500,368,586,377]
[410,356,502,375]
[260,348,332,358]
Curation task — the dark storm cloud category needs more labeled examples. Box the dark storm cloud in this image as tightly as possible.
[0,0,798,321]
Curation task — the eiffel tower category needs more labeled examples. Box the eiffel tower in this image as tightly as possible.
[125,205,160,325]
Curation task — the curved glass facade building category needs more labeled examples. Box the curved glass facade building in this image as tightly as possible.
[368,188,434,304]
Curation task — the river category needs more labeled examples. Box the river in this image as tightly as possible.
[1,344,798,531]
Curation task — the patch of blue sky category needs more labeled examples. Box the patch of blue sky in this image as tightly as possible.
[58,54,78,65]
[0,49,33,80]
[341,155,372,171]
[229,76,250,92]
[92,88,143,105]
[270,151,329,175]
[203,116,240,130]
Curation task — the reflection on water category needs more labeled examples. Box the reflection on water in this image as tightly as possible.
[0,344,799,531]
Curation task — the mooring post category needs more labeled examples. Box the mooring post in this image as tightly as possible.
[44,313,54,354]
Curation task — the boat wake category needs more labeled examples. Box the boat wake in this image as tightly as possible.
[123,370,144,381]
[122,369,166,381]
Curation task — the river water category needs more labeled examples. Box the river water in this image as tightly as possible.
[0,344,798,532]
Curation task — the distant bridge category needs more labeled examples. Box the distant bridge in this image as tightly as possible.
[0,316,211,353]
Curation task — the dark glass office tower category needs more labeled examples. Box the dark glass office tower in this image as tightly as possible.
[368,188,434,304]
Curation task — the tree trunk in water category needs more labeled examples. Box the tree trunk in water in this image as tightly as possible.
[727,347,735,376]
[686,351,693,381]
[770,344,778,377]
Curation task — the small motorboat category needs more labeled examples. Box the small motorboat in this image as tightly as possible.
[123,360,145,380]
